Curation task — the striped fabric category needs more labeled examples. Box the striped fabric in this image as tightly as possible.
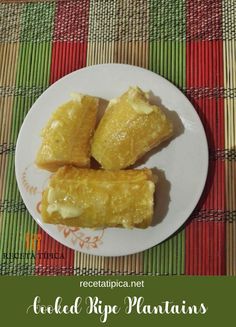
[0,0,235,275]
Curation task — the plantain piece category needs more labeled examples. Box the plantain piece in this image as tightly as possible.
[91,86,173,170]
[35,93,98,172]
[41,166,156,229]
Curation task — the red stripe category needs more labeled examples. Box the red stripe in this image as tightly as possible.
[50,0,89,83]
[186,220,225,275]
[186,0,223,40]
[185,1,225,275]
[53,1,90,42]
[35,1,90,275]
[50,41,88,83]
[35,228,74,276]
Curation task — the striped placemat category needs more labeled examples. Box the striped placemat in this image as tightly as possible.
[0,0,235,275]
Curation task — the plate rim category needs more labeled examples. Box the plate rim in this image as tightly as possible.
[15,63,209,256]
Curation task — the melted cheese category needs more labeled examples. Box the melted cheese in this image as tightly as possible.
[47,188,82,219]
[127,87,153,114]
[47,203,83,219]
[106,97,120,110]
[130,100,154,114]
[50,120,61,129]
[70,92,84,103]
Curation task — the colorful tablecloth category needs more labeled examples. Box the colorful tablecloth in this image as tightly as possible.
[0,0,235,275]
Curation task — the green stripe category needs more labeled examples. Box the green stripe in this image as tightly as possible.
[20,2,55,42]
[144,0,186,275]
[149,0,186,42]
[143,230,185,275]
[0,2,55,275]
[149,41,186,88]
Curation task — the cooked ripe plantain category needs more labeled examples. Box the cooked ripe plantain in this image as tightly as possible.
[91,86,173,170]
[41,166,156,229]
[35,93,98,172]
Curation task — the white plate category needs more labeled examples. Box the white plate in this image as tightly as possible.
[15,64,208,256]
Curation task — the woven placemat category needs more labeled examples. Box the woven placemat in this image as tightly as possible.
[0,0,235,276]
